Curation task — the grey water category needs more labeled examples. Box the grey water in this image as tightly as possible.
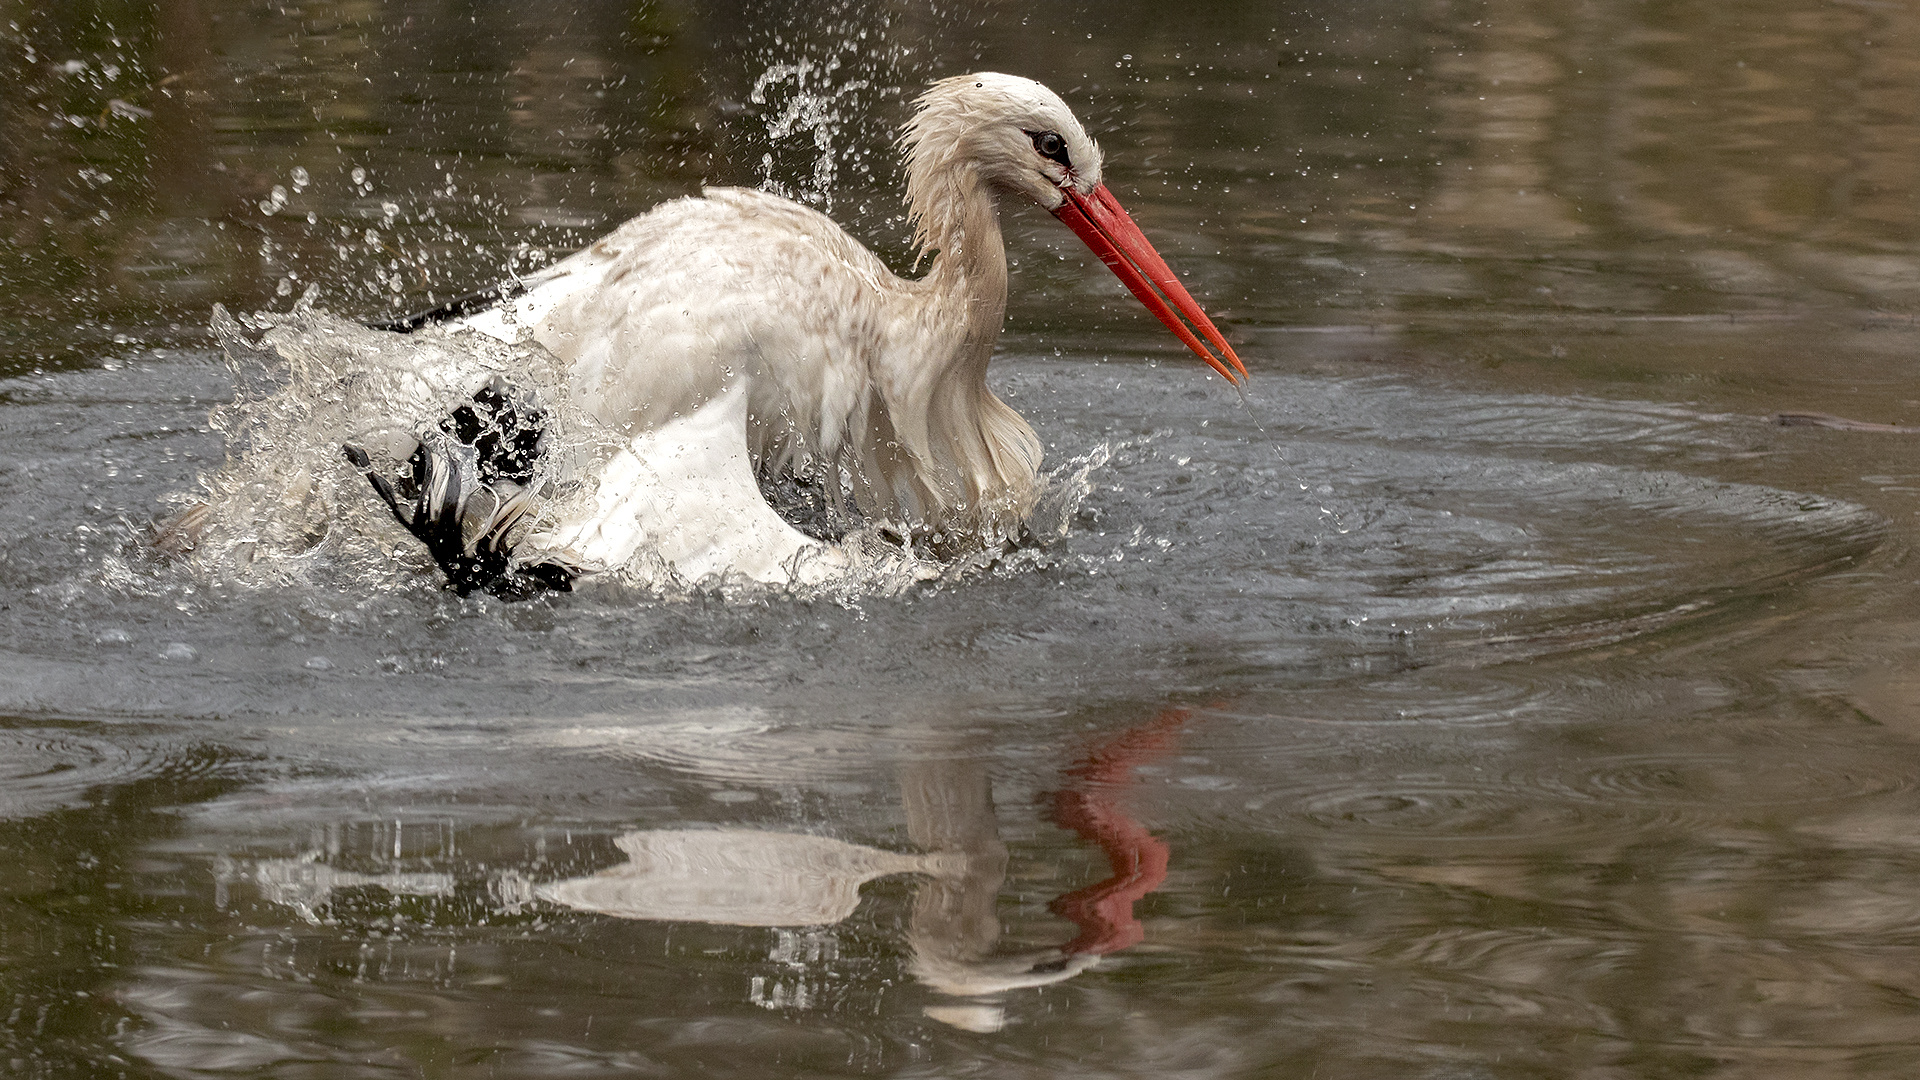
[7,1,1920,1076]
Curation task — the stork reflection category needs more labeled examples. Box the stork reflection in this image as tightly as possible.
[538,708,1188,1026]
[226,707,1190,1030]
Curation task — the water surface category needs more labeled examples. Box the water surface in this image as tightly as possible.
[6,1,1920,1077]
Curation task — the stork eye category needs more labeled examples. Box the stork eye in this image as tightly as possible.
[1027,130,1072,168]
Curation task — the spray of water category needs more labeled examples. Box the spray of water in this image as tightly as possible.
[161,296,1113,600]
[165,292,597,593]
[749,60,874,213]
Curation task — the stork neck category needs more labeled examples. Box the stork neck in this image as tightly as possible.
[878,161,1044,538]
[922,168,1009,370]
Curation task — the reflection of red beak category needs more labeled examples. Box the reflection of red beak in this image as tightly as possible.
[1048,790,1170,955]
[1047,708,1190,955]
[1051,184,1248,385]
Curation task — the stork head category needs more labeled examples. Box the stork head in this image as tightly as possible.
[903,73,1247,385]
[905,72,1105,209]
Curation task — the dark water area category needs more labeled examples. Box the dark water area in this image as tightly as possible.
[8,1,1920,1077]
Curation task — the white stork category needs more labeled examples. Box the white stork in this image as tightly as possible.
[351,72,1244,597]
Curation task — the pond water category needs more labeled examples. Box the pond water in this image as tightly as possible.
[7,1,1920,1076]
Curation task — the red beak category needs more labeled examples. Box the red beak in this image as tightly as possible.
[1050,184,1248,385]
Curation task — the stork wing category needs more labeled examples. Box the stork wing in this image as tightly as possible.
[521,383,842,586]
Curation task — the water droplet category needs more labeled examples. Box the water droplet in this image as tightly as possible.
[304,656,333,671]
[160,642,196,662]
[289,166,309,189]
[350,166,367,185]
[1179,775,1237,790]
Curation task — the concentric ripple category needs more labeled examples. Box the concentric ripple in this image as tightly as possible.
[1286,777,1651,842]
[0,728,215,819]
[1548,751,1916,808]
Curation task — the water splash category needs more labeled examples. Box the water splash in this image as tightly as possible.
[162,301,1108,601]
[1027,442,1116,543]
[748,59,874,212]
[168,296,593,593]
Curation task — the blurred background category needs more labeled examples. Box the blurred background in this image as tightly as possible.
[8,0,1920,400]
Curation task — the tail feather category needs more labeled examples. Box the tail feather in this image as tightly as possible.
[345,381,575,599]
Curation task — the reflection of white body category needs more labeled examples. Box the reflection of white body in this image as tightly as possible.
[536,829,952,927]
[416,73,1240,586]
[536,823,1099,1036]
[529,757,1107,1032]
[225,743,1141,1034]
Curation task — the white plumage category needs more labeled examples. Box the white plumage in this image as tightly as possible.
[355,72,1245,593]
